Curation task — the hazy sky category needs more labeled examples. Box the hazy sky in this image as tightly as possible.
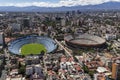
[0,0,120,7]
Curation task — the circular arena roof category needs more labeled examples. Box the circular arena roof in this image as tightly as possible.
[8,35,57,55]
[64,34,106,47]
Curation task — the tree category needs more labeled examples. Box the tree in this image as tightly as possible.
[89,71,95,78]
[41,50,45,56]
[82,65,89,73]
[18,65,26,76]
[18,62,21,68]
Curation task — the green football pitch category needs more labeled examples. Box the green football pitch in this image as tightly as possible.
[20,43,46,56]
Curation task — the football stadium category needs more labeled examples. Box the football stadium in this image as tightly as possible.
[64,34,106,48]
[8,35,57,56]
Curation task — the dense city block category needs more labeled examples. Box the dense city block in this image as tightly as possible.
[0,11,120,80]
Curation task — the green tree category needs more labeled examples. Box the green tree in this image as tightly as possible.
[18,65,26,76]
[82,65,89,73]
[89,71,95,78]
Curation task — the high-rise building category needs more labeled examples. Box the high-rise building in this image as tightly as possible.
[22,18,32,29]
[112,58,120,80]
[0,32,5,48]
[61,19,66,26]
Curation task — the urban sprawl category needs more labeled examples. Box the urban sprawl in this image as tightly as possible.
[0,11,120,80]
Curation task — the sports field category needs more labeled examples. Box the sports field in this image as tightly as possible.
[20,43,46,56]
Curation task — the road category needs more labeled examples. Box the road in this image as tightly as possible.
[0,70,7,80]
[55,39,72,56]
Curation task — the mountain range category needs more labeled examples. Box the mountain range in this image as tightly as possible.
[0,1,120,12]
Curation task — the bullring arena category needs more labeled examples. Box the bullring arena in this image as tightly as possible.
[64,34,106,48]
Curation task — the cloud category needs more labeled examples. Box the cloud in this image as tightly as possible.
[0,0,120,7]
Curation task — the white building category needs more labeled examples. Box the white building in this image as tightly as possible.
[8,23,21,32]
[105,34,116,40]
[61,19,66,26]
